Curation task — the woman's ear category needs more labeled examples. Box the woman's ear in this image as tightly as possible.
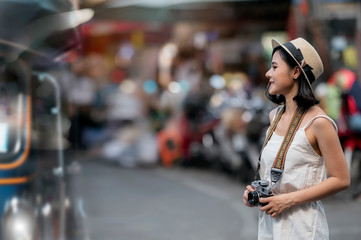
[292,66,301,80]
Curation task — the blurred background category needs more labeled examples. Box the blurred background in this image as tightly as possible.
[0,0,361,239]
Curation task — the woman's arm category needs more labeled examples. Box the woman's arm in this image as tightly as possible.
[259,117,350,217]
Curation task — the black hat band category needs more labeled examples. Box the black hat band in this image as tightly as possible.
[284,42,315,83]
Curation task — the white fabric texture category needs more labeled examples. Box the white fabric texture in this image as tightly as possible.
[258,107,337,240]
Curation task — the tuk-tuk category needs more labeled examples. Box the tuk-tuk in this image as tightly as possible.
[0,1,93,239]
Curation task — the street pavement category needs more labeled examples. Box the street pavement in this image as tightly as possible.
[70,159,361,240]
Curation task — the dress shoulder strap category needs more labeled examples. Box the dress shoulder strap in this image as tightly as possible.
[303,115,338,132]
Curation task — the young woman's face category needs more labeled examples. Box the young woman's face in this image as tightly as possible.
[265,50,297,96]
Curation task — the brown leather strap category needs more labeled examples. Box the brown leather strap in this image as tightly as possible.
[254,105,307,184]
[270,106,307,183]
[254,105,285,180]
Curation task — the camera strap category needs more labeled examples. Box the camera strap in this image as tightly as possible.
[255,105,307,185]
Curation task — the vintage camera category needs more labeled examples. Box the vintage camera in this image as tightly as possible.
[247,180,272,206]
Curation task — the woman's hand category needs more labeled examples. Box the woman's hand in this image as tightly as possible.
[243,185,257,207]
[259,193,294,217]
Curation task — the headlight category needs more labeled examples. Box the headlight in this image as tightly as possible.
[1,198,37,240]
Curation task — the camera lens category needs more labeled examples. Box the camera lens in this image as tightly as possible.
[248,191,259,206]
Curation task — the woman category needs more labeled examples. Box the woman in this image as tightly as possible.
[243,38,350,239]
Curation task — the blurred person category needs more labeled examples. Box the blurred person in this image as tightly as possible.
[243,38,350,239]
[66,57,96,150]
[80,54,116,149]
[87,54,110,119]
[172,46,204,94]
[100,79,159,167]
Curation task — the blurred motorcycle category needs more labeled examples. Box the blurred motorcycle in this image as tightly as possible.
[208,89,271,182]
[193,73,273,182]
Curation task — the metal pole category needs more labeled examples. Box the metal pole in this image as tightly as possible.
[38,72,66,240]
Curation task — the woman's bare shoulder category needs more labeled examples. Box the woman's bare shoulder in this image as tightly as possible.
[306,105,326,118]
[306,105,336,130]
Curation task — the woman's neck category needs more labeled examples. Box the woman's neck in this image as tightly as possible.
[284,96,298,116]
[283,82,299,116]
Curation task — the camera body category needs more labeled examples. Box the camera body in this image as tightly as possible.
[248,180,272,206]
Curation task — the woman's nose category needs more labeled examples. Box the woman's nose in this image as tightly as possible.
[265,69,271,79]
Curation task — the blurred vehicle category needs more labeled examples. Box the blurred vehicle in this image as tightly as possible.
[0,60,66,240]
[156,93,221,169]
[206,87,271,182]
[181,73,272,182]
[0,0,93,239]
[179,94,220,167]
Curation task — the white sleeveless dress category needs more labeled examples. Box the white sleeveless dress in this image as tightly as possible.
[258,106,337,240]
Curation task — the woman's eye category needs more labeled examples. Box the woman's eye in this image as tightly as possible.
[272,66,277,70]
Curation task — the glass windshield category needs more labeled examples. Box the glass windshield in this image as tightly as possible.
[0,61,28,161]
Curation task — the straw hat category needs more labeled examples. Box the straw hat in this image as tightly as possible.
[272,38,324,91]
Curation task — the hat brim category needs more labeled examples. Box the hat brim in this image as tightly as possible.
[271,39,315,95]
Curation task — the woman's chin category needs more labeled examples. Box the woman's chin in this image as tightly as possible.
[268,86,282,96]
[268,88,277,95]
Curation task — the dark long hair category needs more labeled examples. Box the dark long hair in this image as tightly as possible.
[266,46,320,108]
